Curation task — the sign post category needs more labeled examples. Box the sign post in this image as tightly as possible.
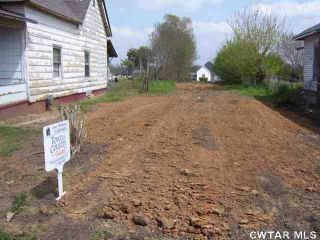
[43,120,71,201]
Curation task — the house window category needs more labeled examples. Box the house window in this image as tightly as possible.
[93,0,95,7]
[85,51,90,77]
[53,47,62,78]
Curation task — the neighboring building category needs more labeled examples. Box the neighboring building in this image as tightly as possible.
[196,62,219,82]
[293,23,320,93]
[0,0,117,117]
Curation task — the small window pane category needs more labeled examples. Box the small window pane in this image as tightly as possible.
[85,51,90,77]
[53,48,61,64]
[85,66,90,77]
[53,47,61,78]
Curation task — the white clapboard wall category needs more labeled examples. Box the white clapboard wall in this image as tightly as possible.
[25,0,109,102]
[303,33,320,91]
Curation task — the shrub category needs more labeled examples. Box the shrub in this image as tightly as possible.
[10,193,27,213]
[275,84,302,104]
[149,80,176,94]
[59,105,87,156]
[199,77,208,82]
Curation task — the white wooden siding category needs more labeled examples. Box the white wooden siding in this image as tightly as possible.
[303,33,320,91]
[25,0,108,102]
[0,84,27,105]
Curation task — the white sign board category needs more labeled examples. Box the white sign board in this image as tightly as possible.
[43,120,71,200]
[43,120,71,172]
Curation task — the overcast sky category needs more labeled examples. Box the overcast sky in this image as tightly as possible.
[107,0,320,66]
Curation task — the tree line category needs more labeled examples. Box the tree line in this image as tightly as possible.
[213,8,303,84]
[111,14,198,82]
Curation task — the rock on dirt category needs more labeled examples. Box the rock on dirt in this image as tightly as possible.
[119,203,130,214]
[156,217,176,230]
[251,189,259,196]
[132,215,149,226]
[132,199,143,207]
[211,206,224,216]
[39,205,52,216]
[189,217,202,228]
[6,212,15,222]
[180,169,194,177]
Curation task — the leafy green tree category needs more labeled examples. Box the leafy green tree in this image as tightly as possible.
[127,47,153,76]
[214,8,286,84]
[150,14,198,81]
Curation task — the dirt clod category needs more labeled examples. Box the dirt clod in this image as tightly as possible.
[180,169,194,176]
[132,215,149,226]
[156,217,176,230]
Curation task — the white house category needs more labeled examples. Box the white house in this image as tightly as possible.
[196,62,219,82]
[0,0,117,116]
[293,23,320,93]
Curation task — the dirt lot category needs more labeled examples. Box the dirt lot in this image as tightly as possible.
[0,83,319,239]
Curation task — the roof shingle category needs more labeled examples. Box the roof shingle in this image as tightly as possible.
[293,23,320,40]
[28,0,91,23]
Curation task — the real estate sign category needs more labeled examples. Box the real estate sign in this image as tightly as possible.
[43,120,71,200]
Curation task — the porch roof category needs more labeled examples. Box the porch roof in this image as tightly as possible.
[0,7,37,23]
[107,40,118,58]
[293,23,320,41]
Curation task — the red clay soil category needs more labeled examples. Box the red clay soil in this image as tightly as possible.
[0,83,319,239]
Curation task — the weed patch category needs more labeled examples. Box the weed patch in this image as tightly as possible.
[79,79,142,112]
[149,80,176,95]
[10,193,28,213]
[222,83,274,98]
[0,230,36,240]
[79,79,176,112]
[0,126,37,157]
[221,82,303,104]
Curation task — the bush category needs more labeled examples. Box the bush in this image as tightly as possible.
[275,84,302,104]
[149,80,176,94]
[59,105,87,157]
[199,77,208,82]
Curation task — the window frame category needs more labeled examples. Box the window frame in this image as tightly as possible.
[53,45,62,80]
[85,51,90,78]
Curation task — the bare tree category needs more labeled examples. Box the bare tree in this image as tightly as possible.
[278,32,304,79]
[228,8,285,83]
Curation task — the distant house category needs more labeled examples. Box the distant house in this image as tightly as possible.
[196,62,219,82]
[0,0,117,117]
[293,23,320,93]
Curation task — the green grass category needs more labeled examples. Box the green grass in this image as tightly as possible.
[90,231,106,240]
[0,230,36,240]
[79,79,176,112]
[0,126,37,157]
[222,83,274,98]
[0,230,12,240]
[10,193,28,213]
[221,82,303,104]
[149,80,176,95]
[79,79,142,112]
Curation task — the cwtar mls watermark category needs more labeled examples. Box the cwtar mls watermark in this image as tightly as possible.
[249,231,318,240]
